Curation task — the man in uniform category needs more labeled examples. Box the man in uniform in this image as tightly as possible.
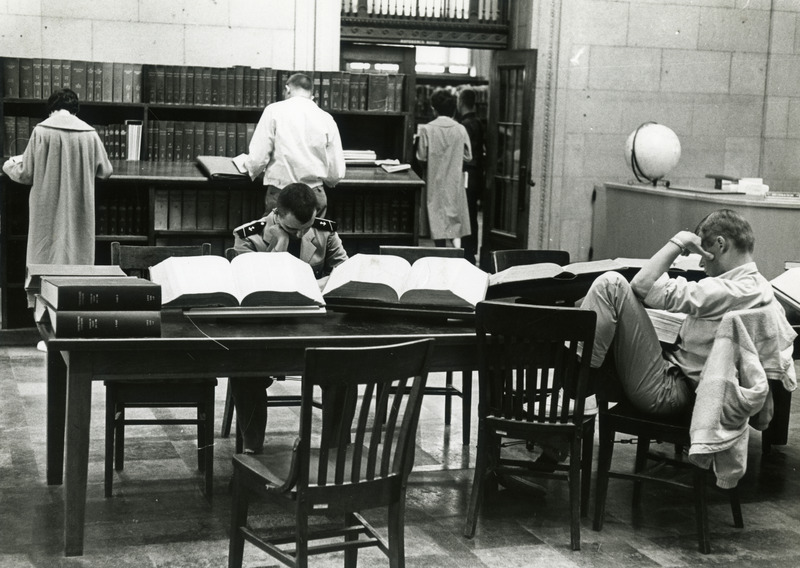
[231,182,348,453]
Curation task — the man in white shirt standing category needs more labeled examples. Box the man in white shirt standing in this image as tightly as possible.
[239,72,345,218]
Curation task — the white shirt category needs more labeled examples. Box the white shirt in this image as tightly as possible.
[243,96,345,189]
[644,262,775,384]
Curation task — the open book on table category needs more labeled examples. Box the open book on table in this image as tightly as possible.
[322,254,489,312]
[149,252,325,309]
[488,258,629,288]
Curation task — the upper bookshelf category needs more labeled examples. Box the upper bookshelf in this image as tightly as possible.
[1,57,412,162]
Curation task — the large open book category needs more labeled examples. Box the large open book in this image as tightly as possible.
[488,258,628,288]
[149,252,325,309]
[322,254,489,312]
[487,258,629,305]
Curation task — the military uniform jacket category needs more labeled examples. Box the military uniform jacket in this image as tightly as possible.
[232,211,348,279]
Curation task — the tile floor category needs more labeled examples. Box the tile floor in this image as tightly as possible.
[2,328,800,568]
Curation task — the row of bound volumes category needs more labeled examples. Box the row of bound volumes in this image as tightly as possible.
[146,120,256,162]
[2,58,142,103]
[4,116,139,160]
[153,188,263,232]
[3,115,39,156]
[142,65,404,112]
[96,192,148,236]
[326,192,414,234]
[2,58,404,113]
[35,276,161,338]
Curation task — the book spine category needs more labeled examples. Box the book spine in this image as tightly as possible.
[45,285,161,310]
[52,310,161,338]
[19,58,33,98]
[84,60,94,102]
[3,57,19,98]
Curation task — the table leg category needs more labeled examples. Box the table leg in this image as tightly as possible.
[64,353,92,557]
[47,347,67,486]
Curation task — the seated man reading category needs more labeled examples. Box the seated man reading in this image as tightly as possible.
[231,182,348,453]
[583,208,794,415]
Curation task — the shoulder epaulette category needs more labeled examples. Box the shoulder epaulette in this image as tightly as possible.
[313,217,338,232]
[234,219,267,239]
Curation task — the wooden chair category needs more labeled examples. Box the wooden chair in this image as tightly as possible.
[490,249,570,274]
[463,301,597,551]
[592,306,785,553]
[228,338,434,568]
[379,245,472,446]
[592,401,743,554]
[105,241,217,499]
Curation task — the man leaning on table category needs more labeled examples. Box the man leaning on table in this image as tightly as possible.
[234,72,345,218]
[230,182,348,454]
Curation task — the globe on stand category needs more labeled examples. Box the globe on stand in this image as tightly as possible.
[625,122,681,186]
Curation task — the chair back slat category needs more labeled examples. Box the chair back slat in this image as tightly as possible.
[365,383,390,481]
[477,301,596,426]
[299,339,433,494]
[380,377,407,478]
[350,382,375,482]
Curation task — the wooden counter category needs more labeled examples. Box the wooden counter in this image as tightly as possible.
[592,182,800,280]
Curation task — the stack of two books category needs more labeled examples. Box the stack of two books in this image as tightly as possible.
[35,277,163,338]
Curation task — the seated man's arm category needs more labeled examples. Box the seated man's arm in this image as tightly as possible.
[631,230,711,299]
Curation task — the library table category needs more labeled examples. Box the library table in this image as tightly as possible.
[39,309,477,556]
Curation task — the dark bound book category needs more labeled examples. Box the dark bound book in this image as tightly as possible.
[40,276,161,310]
[25,264,127,308]
[37,296,161,338]
[196,155,247,179]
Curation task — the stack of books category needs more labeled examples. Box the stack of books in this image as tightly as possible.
[344,149,377,165]
[35,276,162,338]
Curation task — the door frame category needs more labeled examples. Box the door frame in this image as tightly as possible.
[480,48,537,270]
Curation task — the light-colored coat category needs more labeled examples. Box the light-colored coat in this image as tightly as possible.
[416,116,472,240]
[2,112,113,266]
[689,305,797,488]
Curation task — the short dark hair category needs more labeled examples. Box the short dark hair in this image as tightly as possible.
[430,88,456,117]
[47,88,80,114]
[276,183,317,223]
[695,209,755,253]
[458,87,477,109]
[286,73,313,93]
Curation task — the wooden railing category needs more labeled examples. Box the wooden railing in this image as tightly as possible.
[341,0,509,49]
